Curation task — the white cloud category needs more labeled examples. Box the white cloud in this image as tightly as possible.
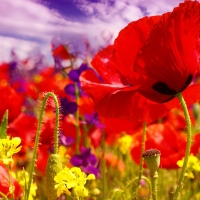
[0,35,53,64]
[0,0,183,64]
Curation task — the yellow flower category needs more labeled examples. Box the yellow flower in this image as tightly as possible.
[54,167,76,197]
[58,145,70,165]
[118,134,133,154]
[0,136,22,166]
[54,167,95,198]
[177,154,200,171]
[177,154,200,178]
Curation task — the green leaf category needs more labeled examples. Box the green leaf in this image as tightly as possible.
[0,110,8,139]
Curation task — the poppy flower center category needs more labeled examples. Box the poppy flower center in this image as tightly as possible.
[152,74,193,96]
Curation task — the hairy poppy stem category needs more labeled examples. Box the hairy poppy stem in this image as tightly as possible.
[173,92,192,200]
[136,122,146,199]
[27,92,60,200]
[74,83,80,154]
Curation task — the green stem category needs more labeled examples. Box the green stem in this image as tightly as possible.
[101,130,106,199]
[81,116,88,148]
[173,92,192,200]
[0,192,8,200]
[137,122,146,188]
[151,171,158,200]
[27,92,60,199]
[74,83,80,154]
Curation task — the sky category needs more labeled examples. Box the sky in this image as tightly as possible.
[0,0,183,65]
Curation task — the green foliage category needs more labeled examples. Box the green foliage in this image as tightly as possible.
[0,110,8,139]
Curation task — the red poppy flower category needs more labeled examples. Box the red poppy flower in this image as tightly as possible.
[52,45,75,60]
[0,63,9,81]
[99,117,142,145]
[163,108,195,131]
[89,117,142,148]
[130,123,200,169]
[0,164,22,198]
[7,113,37,160]
[115,1,200,103]
[81,1,200,123]
[0,86,25,122]
[81,45,177,123]
[35,67,70,97]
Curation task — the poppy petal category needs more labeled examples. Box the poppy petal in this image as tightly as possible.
[182,84,200,105]
[134,1,200,102]
[114,16,161,84]
[91,45,126,85]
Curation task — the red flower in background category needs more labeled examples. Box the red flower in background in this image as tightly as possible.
[163,108,196,131]
[0,86,25,122]
[52,45,75,60]
[89,117,143,148]
[34,67,70,97]
[0,164,22,198]
[130,123,200,169]
[0,63,9,81]
[7,113,37,157]
[98,117,142,146]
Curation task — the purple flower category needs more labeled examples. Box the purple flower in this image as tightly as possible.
[68,63,89,82]
[84,113,105,129]
[60,97,78,118]
[64,83,76,96]
[64,82,83,98]
[70,147,100,178]
[60,134,75,146]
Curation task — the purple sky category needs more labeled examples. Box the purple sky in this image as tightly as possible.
[0,0,183,65]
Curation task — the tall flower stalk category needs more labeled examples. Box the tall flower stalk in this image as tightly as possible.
[27,92,60,199]
[173,92,192,200]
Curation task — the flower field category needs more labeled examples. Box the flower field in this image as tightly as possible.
[1,1,200,200]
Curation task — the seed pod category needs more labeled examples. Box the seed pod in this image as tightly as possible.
[142,149,161,176]
[45,154,62,200]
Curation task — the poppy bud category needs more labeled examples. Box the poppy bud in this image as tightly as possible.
[142,149,161,176]
[45,154,62,200]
